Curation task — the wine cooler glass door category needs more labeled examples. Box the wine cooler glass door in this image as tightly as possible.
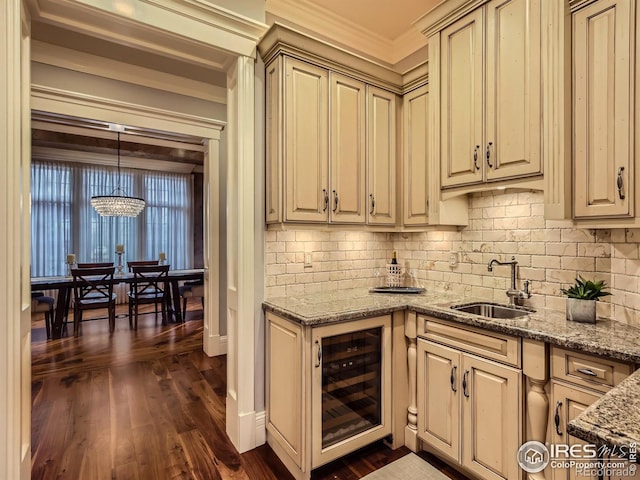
[312,315,391,468]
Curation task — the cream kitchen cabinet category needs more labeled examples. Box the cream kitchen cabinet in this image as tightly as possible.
[403,85,429,226]
[264,54,395,226]
[367,85,397,225]
[260,24,407,228]
[266,312,392,480]
[549,346,635,480]
[422,0,542,191]
[572,0,635,220]
[417,318,522,480]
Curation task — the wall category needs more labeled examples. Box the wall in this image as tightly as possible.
[265,190,640,327]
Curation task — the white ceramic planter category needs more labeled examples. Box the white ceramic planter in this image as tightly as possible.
[565,298,597,323]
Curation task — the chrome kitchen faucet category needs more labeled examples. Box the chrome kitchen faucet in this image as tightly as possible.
[487,256,531,305]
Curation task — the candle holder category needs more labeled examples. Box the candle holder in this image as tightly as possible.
[115,251,124,276]
[66,261,75,277]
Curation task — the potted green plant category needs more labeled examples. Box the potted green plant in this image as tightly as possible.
[561,276,611,323]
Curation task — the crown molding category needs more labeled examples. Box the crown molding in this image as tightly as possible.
[392,28,428,66]
[265,0,430,66]
[259,22,405,93]
[266,0,394,63]
[413,0,486,37]
[31,40,227,104]
[25,0,268,69]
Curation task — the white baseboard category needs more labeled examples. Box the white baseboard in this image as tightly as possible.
[204,334,227,357]
[255,410,266,446]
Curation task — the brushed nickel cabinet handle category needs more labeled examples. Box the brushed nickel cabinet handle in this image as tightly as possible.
[486,142,493,168]
[322,189,329,212]
[554,401,563,436]
[450,366,457,392]
[315,340,322,368]
[369,193,376,215]
[462,370,470,398]
[577,368,597,377]
[332,190,339,213]
[473,145,480,171]
[617,167,625,200]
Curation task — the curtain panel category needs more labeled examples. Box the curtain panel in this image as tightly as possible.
[31,160,194,277]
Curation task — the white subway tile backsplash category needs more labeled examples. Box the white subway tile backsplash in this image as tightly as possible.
[264,191,640,326]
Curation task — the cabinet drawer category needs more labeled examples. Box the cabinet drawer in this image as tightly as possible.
[550,346,633,393]
[419,316,521,368]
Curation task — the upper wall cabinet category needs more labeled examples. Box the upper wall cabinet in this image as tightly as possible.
[418,0,543,193]
[572,0,635,220]
[260,25,403,228]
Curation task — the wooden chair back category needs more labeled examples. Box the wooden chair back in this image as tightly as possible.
[76,262,114,269]
[127,260,160,272]
[129,265,170,299]
[71,266,116,306]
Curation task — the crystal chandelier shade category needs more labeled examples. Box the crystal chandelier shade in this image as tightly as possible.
[90,131,146,217]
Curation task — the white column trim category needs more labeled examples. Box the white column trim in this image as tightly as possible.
[1,1,29,478]
[226,55,258,453]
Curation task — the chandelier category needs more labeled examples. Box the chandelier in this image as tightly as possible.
[91,131,146,217]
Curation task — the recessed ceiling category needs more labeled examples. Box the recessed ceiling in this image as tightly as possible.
[311,0,439,40]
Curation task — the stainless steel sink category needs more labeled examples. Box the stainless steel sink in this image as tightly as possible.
[451,302,535,319]
[369,286,426,294]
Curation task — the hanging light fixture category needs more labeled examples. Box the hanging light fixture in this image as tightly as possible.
[91,131,146,217]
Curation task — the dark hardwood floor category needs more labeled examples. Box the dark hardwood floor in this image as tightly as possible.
[31,302,470,480]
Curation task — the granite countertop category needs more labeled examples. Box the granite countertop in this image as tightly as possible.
[263,287,640,448]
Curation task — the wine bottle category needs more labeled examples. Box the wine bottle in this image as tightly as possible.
[391,251,398,265]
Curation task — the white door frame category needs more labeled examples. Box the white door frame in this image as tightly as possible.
[0,2,268,475]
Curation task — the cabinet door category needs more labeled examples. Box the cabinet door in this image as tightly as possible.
[284,57,329,222]
[311,316,391,468]
[367,86,396,225]
[417,339,461,463]
[265,57,282,223]
[573,0,634,218]
[550,382,600,480]
[403,86,429,225]
[461,354,521,480]
[440,8,484,188]
[485,0,542,181]
[266,313,304,468]
[330,72,366,224]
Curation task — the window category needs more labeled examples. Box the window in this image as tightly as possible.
[31,160,194,277]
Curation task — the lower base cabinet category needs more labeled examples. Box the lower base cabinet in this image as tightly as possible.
[549,346,636,480]
[417,318,522,480]
[266,312,392,480]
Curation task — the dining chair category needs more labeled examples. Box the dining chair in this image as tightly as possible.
[179,281,204,321]
[71,266,117,337]
[76,262,114,268]
[127,264,170,329]
[31,292,55,339]
[127,260,159,272]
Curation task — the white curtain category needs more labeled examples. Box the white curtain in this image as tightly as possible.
[31,160,194,277]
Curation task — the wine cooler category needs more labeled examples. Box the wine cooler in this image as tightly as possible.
[312,315,391,467]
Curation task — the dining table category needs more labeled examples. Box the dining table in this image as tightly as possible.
[31,268,205,339]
